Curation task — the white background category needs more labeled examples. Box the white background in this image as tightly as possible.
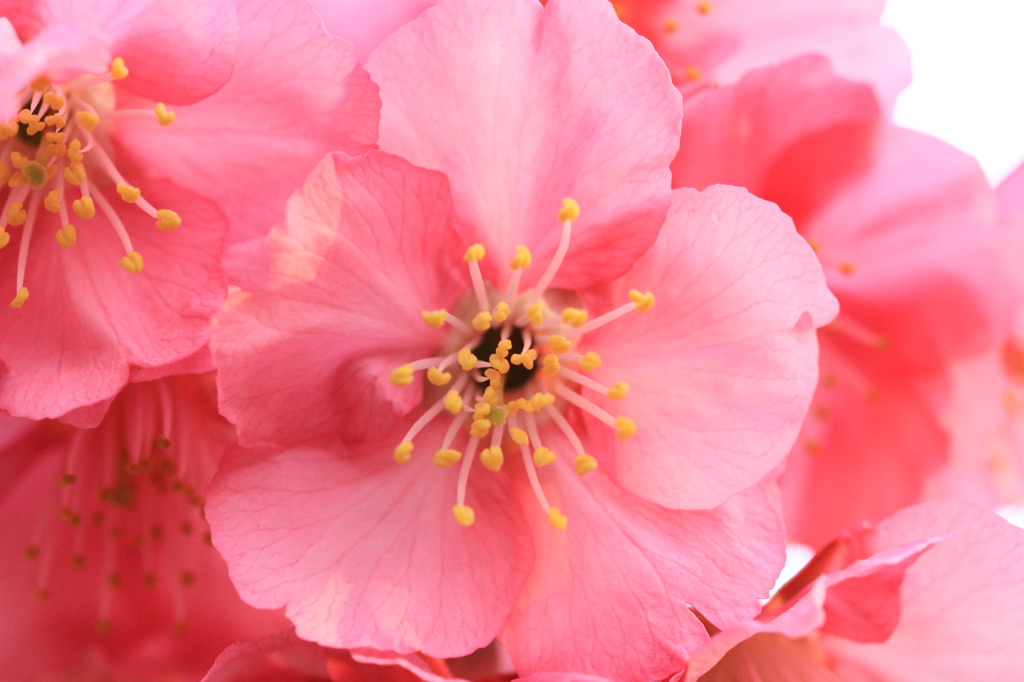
[881,0,1024,185]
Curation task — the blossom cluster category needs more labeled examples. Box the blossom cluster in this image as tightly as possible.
[1,0,1022,680]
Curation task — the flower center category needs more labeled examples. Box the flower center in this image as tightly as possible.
[0,58,181,309]
[389,199,655,530]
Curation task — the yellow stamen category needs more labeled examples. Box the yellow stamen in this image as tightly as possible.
[394,441,414,463]
[509,245,532,270]
[527,303,543,326]
[614,416,636,439]
[73,196,95,220]
[531,393,555,411]
[0,123,17,141]
[44,113,65,129]
[464,243,485,262]
[63,162,86,185]
[574,454,598,476]
[55,224,76,248]
[30,75,51,92]
[561,308,588,327]
[472,311,492,331]
[496,339,512,357]
[110,57,129,80]
[9,151,26,169]
[11,287,29,308]
[664,18,679,32]
[75,112,100,132]
[839,262,856,276]
[427,367,451,386]
[452,505,475,527]
[44,190,61,213]
[607,381,629,400]
[119,251,144,273]
[7,202,26,226]
[458,348,478,371]
[480,446,504,472]
[443,390,463,415]
[389,365,414,386]
[579,352,602,371]
[421,309,447,328]
[482,386,501,407]
[155,209,181,231]
[154,103,175,126]
[67,140,84,163]
[629,289,655,312]
[557,198,580,222]
[116,184,141,203]
[0,162,7,184]
[484,368,502,388]
[489,355,510,374]
[543,354,560,376]
[509,428,529,445]
[548,507,567,530]
[548,336,571,354]
[697,1,712,14]
[533,447,556,467]
[433,449,461,468]
[685,65,702,81]
[43,92,65,110]
[0,228,9,249]
[470,419,491,438]
[7,171,26,187]
[493,301,510,323]
[22,161,47,189]
[511,348,537,369]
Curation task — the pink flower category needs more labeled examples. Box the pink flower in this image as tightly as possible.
[0,0,379,422]
[677,500,1024,681]
[0,374,288,681]
[308,0,437,61]
[612,0,910,112]
[671,55,1014,547]
[208,3,835,678]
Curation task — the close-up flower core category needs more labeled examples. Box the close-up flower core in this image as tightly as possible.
[389,199,654,529]
[0,58,181,308]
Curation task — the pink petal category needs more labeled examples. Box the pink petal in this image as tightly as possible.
[695,633,844,682]
[202,629,332,682]
[366,0,681,291]
[0,181,227,420]
[823,500,1024,681]
[998,161,1024,227]
[309,0,436,61]
[114,0,379,246]
[206,433,532,658]
[212,152,468,448]
[579,185,837,509]
[502,437,785,680]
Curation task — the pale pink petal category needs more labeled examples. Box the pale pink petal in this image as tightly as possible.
[202,629,332,682]
[212,152,468,447]
[502,436,785,680]
[998,161,1024,227]
[206,433,532,658]
[367,0,681,291]
[309,0,436,61]
[823,500,1024,681]
[115,0,378,246]
[579,185,837,509]
[696,633,844,682]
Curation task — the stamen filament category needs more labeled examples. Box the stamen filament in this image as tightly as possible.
[468,259,489,313]
[456,436,480,507]
[546,406,586,455]
[575,301,638,335]
[15,191,42,291]
[516,420,551,513]
[91,190,135,254]
[408,356,445,371]
[558,367,611,395]
[505,267,523,303]
[531,218,572,302]
[400,398,447,444]
[445,313,472,335]
[554,384,617,429]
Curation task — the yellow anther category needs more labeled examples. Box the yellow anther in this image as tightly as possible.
[17,110,32,125]
[472,311,492,331]
[484,368,502,389]
[548,507,567,530]
[527,303,544,326]
[496,339,512,357]
[26,117,45,135]
[55,224,76,249]
[67,140,84,163]
[493,301,510,323]
[548,335,571,354]
[629,289,655,312]
[458,348,478,371]
[664,17,679,32]
[482,386,500,406]
[0,122,16,141]
[30,75,51,92]
[0,162,7,184]
[421,308,447,328]
[44,190,61,213]
[22,161,47,189]
[46,164,58,181]
[443,390,463,415]
[75,111,100,132]
[110,57,129,80]
[697,1,712,14]
[473,402,491,421]
[533,447,556,467]
[607,381,629,400]
[480,446,504,472]
[7,171,25,187]
[9,151,26,169]
[119,251,145,273]
[470,419,491,438]
[117,183,141,203]
[45,133,66,157]
[615,416,637,439]
[543,354,560,376]
[509,245,532,270]
[839,262,856,276]
[11,287,29,308]
[394,441,414,463]
[463,243,486,262]
[452,505,475,527]
[511,348,537,370]
[489,355,510,374]
[579,352,602,372]
[557,198,580,222]
[44,113,65,129]
[73,196,95,220]
[574,454,598,476]
[389,365,414,386]
[155,209,181,231]
[0,228,9,249]
[685,65,702,81]
[43,92,65,110]
[427,367,452,386]
[154,103,175,126]
[7,202,26,226]
[530,393,555,411]
[63,162,86,185]
[508,428,529,446]
[434,449,462,468]
[562,308,588,327]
